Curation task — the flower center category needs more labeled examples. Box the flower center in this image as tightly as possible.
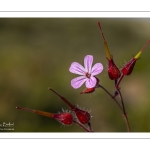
[85,72,91,78]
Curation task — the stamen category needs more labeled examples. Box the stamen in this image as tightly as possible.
[86,72,91,78]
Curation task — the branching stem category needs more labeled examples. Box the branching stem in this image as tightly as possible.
[98,84,131,132]
[97,84,123,111]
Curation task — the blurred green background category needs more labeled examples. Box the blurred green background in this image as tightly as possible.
[0,18,150,132]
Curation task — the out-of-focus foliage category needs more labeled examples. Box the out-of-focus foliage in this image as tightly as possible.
[0,18,150,132]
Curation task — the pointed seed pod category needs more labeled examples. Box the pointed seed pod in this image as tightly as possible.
[98,22,121,80]
[53,112,73,125]
[74,108,91,124]
[16,106,73,125]
[48,88,91,124]
[121,40,150,75]
[107,58,121,80]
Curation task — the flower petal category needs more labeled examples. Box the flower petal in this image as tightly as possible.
[85,76,97,88]
[91,63,103,76]
[69,62,85,75]
[84,55,93,74]
[71,76,87,89]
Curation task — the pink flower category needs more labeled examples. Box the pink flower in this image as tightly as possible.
[69,55,103,89]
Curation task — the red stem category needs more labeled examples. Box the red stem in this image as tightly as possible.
[115,88,131,132]
[98,84,131,132]
[87,122,93,132]
[98,84,123,111]
[116,74,124,89]
[73,120,92,132]
[98,22,106,42]
[16,106,54,118]
[48,87,75,109]
[140,39,150,53]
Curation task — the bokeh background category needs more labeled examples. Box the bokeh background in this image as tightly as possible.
[0,18,150,132]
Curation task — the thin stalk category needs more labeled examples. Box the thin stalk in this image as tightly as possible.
[113,74,124,98]
[16,106,54,118]
[73,120,92,132]
[98,84,131,132]
[48,87,75,109]
[98,84,123,111]
[87,122,93,132]
[116,74,124,89]
[115,88,131,132]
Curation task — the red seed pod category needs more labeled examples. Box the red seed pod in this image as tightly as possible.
[107,58,121,80]
[121,58,136,75]
[48,88,91,124]
[74,108,91,124]
[121,40,150,76]
[98,22,121,80]
[53,112,73,125]
[16,106,73,125]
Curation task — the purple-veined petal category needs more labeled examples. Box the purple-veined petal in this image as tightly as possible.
[85,76,97,88]
[69,62,85,75]
[84,55,93,74]
[91,63,103,76]
[71,76,87,89]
